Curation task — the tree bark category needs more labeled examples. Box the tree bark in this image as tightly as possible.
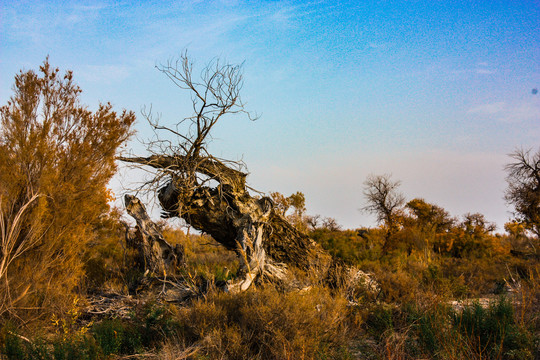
[124,194,184,275]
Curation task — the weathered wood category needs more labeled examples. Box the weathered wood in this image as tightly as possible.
[124,194,184,275]
[121,155,348,292]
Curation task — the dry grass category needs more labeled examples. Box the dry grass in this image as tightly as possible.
[168,285,353,360]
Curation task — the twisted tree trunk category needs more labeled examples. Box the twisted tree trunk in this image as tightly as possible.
[124,194,184,276]
[118,55,370,293]
[120,156,346,292]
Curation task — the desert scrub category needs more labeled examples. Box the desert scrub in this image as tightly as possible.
[0,325,100,360]
[164,229,240,282]
[0,302,181,359]
[450,297,534,360]
[368,296,537,360]
[173,285,353,359]
[90,301,180,356]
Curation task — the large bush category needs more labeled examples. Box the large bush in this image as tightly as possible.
[0,60,135,320]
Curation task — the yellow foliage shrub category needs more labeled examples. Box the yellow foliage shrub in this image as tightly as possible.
[0,60,134,322]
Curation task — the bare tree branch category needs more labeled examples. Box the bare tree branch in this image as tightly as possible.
[505,147,540,241]
[362,174,405,226]
[361,174,405,252]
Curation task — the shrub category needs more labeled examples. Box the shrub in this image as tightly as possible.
[0,327,100,360]
[312,228,384,265]
[452,297,534,360]
[174,286,353,359]
[52,336,99,360]
[92,319,141,356]
[0,60,134,321]
[163,229,240,282]
[365,303,394,340]
[366,296,536,360]
[82,209,128,292]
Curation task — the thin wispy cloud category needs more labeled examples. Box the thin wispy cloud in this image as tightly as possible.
[505,101,540,123]
[64,2,112,25]
[135,5,252,58]
[468,102,506,115]
[451,67,496,76]
[475,61,495,75]
[268,3,321,28]
[3,1,111,45]
[368,42,391,50]
[475,68,495,75]
[78,64,131,84]
[3,3,49,44]
[468,100,540,122]
[444,60,497,77]
[72,3,110,12]
[270,6,298,25]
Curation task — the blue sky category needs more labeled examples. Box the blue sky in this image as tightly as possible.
[1,0,539,230]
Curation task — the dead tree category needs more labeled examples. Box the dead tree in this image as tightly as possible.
[361,174,405,253]
[124,194,184,276]
[120,54,348,292]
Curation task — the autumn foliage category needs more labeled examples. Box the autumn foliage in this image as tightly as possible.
[0,61,135,320]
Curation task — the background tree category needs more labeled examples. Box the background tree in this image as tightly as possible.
[361,174,405,252]
[320,217,342,232]
[504,221,536,254]
[0,60,135,320]
[444,213,500,258]
[400,198,455,256]
[405,198,454,233]
[270,191,308,232]
[505,148,540,251]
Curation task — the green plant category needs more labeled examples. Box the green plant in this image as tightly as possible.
[2,329,27,360]
[452,297,533,359]
[91,319,141,356]
[52,336,99,360]
[138,303,179,346]
[365,304,394,340]
[0,326,99,360]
